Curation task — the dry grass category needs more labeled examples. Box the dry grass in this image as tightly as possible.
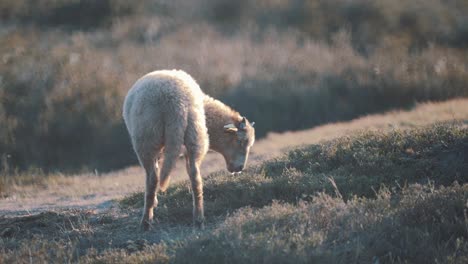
[1,0,467,172]
[175,183,468,263]
[1,120,467,263]
[105,122,468,263]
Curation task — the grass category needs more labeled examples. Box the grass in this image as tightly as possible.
[120,122,468,211]
[1,122,467,262]
[117,122,468,263]
[2,122,467,263]
[0,169,70,198]
[123,122,468,263]
[174,183,468,263]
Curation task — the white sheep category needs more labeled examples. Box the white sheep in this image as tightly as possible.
[123,70,255,230]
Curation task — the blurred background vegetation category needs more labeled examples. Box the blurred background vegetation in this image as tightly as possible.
[0,0,467,173]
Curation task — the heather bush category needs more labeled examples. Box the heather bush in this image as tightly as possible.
[126,123,467,263]
[2,123,467,263]
[175,183,468,263]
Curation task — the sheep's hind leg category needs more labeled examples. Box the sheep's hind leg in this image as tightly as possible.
[140,156,160,231]
[185,147,206,229]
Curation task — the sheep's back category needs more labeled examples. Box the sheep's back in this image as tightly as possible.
[123,70,206,140]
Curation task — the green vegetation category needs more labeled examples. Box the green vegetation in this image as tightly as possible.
[2,123,466,263]
[1,0,468,172]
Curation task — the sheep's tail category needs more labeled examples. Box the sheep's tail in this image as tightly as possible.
[159,119,186,192]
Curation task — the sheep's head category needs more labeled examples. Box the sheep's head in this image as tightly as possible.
[221,117,255,173]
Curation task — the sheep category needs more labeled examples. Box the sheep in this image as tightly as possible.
[123,70,255,230]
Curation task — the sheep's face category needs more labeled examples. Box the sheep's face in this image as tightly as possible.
[222,117,255,173]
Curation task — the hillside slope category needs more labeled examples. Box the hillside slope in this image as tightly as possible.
[1,98,467,216]
[1,103,467,263]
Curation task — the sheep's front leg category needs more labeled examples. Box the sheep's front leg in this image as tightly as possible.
[186,155,204,228]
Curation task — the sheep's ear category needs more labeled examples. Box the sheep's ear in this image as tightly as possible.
[239,117,247,130]
[251,121,255,127]
[224,124,238,133]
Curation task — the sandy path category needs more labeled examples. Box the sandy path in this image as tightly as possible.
[1,99,467,216]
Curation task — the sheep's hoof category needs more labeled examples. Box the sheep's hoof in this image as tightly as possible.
[194,219,205,230]
[140,219,152,231]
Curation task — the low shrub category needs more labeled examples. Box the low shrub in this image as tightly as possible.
[3,123,467,263]
[175,183,468,263]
